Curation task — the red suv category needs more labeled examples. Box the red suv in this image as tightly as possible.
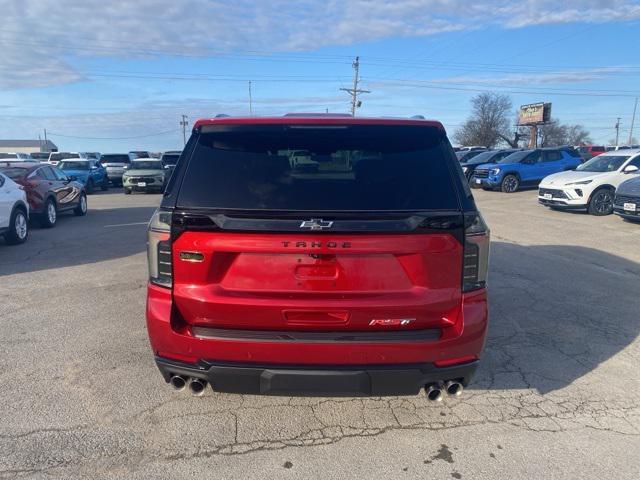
[146,115,489,399]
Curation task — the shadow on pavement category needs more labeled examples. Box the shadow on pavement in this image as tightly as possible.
[472,241,640,394]
[0,206,156,276]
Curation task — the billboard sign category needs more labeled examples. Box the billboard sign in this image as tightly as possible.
[518,102,552,125]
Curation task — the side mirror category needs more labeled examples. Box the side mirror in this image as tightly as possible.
[623,165,639,174]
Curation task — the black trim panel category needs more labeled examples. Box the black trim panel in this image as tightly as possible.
[155,356,479,396]
[191,326,441,343]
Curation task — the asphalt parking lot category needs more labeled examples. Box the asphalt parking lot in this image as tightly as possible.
[0,188,638,479]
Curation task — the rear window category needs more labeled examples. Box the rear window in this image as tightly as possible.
[177,124,459,211]
[50,153,79,161]
[0,167,29,180]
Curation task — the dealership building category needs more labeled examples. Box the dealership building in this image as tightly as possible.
[0,139,58,154]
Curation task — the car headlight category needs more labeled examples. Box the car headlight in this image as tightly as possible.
[462,166,468,173]
[566,180,593,186]
[490,168,501,175]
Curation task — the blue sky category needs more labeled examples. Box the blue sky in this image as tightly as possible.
[1,0,640,151]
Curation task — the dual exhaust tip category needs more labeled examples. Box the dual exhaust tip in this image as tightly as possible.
[425,380,464,402]
[169,375,208,396]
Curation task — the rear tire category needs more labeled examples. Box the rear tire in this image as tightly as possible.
[101,177,108,191]
[501,174,520,193]
[74,193,88,216]
[3,207,28,245]
[588,188,614,216]
[86,179,94,194]
[40,199,57,228]
[124,188,132,195]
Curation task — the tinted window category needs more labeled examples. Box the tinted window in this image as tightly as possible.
[52,168,68,181]
[41,166,57,180]
[130,161,162,170]
[577,155,629,172]
[624,157,640,169]
[161,154,180,165]
[59,161,90,170]
[50,152,79,161]
[178,124,459,211]
[497,150,533,164]
[101,154,130,163]
[544,151,562,162]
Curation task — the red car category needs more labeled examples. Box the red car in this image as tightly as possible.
[146,115,489,399]
[577,145,605,161]
[0,162,87,227]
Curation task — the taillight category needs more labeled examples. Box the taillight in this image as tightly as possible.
[148,209,172,288]
[462,212,490,292]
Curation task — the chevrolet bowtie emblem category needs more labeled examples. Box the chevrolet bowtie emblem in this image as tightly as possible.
[299,219,334,230]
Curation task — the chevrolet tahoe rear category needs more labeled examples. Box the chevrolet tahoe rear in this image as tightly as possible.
[146,115,489,398]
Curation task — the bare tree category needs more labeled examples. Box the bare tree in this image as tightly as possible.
[454,93,513,148]
[539,119,592,147]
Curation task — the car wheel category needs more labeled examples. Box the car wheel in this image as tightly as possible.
[40,199,57,228]
[3,207,29,245]
[501,174,519,193]
[74,193,88,216]
[86,179,94,194]
[101,177,109,191]
[124,188,132,195]
[588,188,614,216]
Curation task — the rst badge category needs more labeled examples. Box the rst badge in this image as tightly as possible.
[369,318,416,327]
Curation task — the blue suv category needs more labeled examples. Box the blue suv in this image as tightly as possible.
[57,159,109,194]
[471,148,583,193]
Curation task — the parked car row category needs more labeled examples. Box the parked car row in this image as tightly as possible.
[538,149,640,218]
[458,145,640,221]
[0,161,88,245]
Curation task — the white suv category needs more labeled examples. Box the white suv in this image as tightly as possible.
[538,149,640,215]
[0,172,29,245]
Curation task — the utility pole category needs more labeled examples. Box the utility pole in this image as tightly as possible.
[629,98,638,145]
[248,81,253,115]
[615,117,621,147]
[340,56,370,116]
[180,115,189,146]
[44,129,48,150]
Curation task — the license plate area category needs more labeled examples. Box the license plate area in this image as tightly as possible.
[543,193,553,200]
[624,202,637,212]
[138,182,147,187]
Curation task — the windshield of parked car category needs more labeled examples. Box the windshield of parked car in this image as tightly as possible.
[497,150,533,164]
[177,124,459,211]
[461,150,508,165]
[101,154,130,163]
[161,154,180,165]
[59,160,90,170]
[130,151,150,159]
[129,161,162,170]
[50,153,79,161]
[0,167,29,180]
[576,155,630,172]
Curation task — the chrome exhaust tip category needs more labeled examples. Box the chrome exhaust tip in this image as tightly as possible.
[425,383,444,402]
[445,380,464,397]
[169,375,187,391]
[188,378,208,397]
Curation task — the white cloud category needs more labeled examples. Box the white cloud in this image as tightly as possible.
[1,1,640,89]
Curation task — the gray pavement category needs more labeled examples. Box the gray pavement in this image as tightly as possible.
[0,188,639,479]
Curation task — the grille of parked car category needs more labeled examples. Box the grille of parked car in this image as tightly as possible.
[128,177,156,184]
[614,194,640,207]
[538,188,568,199]
[474,170,489,178]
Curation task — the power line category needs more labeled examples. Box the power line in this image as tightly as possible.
[46,129,180,140]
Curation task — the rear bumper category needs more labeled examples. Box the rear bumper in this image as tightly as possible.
[538,198,586,210]
[146,284,488,394]
[155,356,479,396]
[614,207,640,220]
